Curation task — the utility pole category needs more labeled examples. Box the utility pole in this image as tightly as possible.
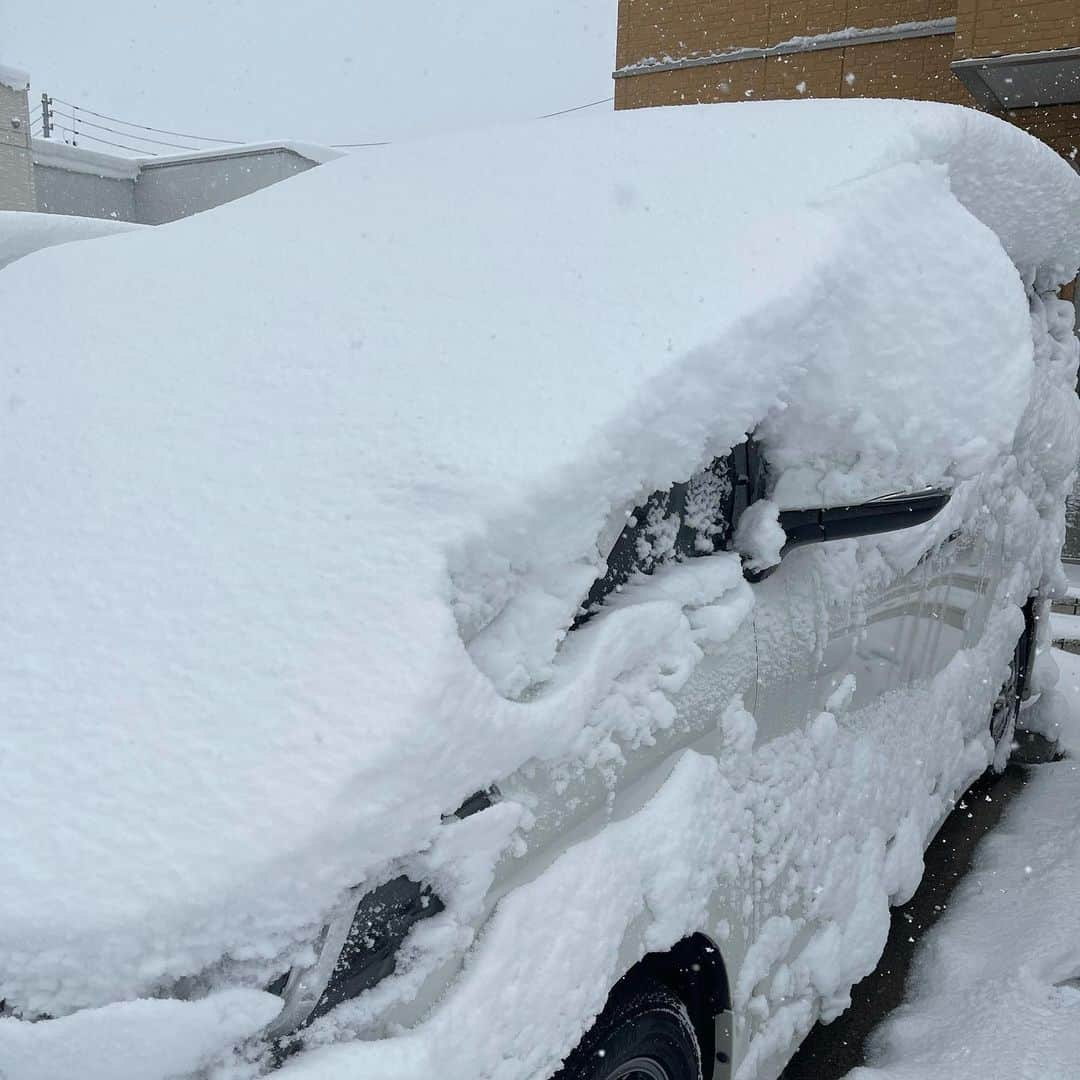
[40,93,51,140]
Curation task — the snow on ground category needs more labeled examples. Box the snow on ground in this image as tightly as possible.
[0,100,1079,1080]
[848,648,1080,1080]
[1051,610,1080,642]
[0,211,143,270]
[1061,561,1080,591]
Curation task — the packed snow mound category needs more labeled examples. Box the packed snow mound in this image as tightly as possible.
[0,210,144,270]
[0,99,1078,1017]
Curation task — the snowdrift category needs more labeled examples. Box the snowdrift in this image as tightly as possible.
[0,211,143,271]
[1,99,1078,1033]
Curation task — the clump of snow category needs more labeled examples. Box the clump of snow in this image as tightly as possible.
[733,499,785,572]
[1026,647,1080,756]
[0,211,144,271]
[0,99,1078,1080]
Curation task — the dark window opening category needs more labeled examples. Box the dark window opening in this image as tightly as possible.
[573,438,765,628]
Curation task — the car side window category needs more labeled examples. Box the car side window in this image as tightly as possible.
[574,439,765,626]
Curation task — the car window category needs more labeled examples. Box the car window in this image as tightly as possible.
[574,450,749,626]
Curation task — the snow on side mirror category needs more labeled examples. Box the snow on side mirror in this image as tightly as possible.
[739,487,952,582]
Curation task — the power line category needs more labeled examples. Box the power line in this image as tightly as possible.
[50,96,241,144]
[330,94,615,149]
[537,95,614,119]
[34,90,615,158]
[50,128,158,156]
[49,109,201,151]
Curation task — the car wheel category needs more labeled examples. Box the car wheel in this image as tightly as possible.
[989,649,1020,747]
[990,624,1030,768]
[553,980,703,1080]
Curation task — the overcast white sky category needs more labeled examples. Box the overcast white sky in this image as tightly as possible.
[3,1,617,149]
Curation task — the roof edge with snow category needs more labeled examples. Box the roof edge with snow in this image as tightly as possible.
[0,63,30,90]
[31,137,342,179]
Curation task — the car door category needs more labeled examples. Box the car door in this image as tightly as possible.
[732,486,998,1080]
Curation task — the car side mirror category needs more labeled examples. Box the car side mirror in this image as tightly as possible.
[744,487,951,581]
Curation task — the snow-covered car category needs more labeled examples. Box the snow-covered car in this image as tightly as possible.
[1,100,1079,1080]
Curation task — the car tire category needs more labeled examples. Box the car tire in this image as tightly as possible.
[552,980,703,1080]
[990,623,1030,768]
[990,649,1020,746]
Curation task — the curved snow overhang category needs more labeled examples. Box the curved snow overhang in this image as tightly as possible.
[892,101,1080,290]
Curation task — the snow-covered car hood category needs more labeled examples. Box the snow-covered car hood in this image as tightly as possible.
[1,99,1079,1020]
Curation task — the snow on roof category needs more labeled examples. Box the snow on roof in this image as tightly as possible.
[0,62,30,90]
[0,99,1078,1016]
[31,137,341,174]
[135,139,344,168]
[32,138,141,179]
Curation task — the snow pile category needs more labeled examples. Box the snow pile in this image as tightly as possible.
[0,211,144,271]
[0,99,1078,1078]
[848,650,1080,1080]
[1040,649,1080,757]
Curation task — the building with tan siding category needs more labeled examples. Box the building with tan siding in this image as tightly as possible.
[613,0,1080,165]
[0,64,37,212]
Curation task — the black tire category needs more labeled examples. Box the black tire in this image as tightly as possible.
[990,613,1033,759]
[552,980,703,1080]
[989,644,1021,748]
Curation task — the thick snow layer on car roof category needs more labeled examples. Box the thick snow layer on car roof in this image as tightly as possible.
[1,99,1078,1017]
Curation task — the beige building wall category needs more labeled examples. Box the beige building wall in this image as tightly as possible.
[615,0,1080,164]
[0,78,37,212]
[954,0,1079,58]
[615,1,971,108]
[616,0,958,77]
[616,34,972,110]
